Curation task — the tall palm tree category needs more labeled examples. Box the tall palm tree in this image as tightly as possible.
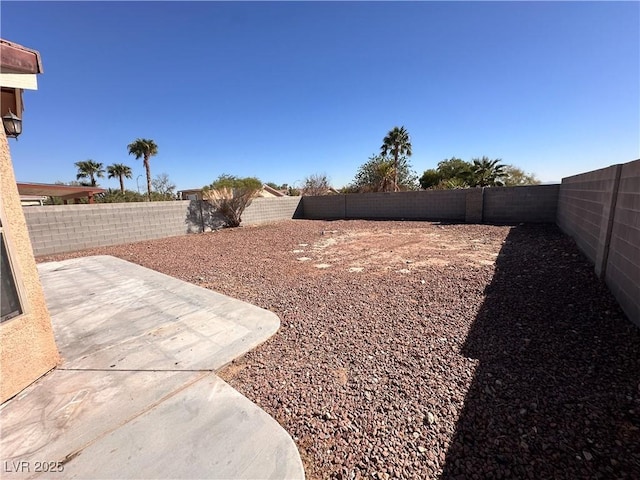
[381,126,412,192]
[107,163,133,193]
[127,138,158,199]
[472,157,506,187]
[75,160,105,187]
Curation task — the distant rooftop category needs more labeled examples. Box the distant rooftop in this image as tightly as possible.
[17,182,106,204]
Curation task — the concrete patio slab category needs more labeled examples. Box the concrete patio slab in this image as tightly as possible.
[38,255,280,371]
[0,256,304,479]
[1,370,209,471]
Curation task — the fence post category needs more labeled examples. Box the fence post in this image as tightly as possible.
[343,194,347,219]
[465,188,483,224]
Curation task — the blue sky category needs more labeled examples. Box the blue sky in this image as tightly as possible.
[2,1,639,191]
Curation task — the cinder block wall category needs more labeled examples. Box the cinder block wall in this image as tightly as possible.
[241,196,303,225]
[557,159,640,327]
[304,190,468,221]
[346,190,467,220]
[24,196,303,256]
[304,187,558,223]
[556,164,621,265]
[483,185,559,223]
[24,182,602,251]
[303,196,346,219]
[24,201,199,256]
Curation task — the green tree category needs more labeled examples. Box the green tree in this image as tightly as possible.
[380,126,412,192]
[202,174,262,227]
[74,160,105,187]
[420,157,475,189]
[436,157,473,183]
[149,191,177,201]
[471,156,506,187]
[96,189,146,203]
[127,138,158,200]
[350,154,418,192]
[107,163,133,192]
[421,157,536,189]
[502,165,541,186]
[419,168,442,189]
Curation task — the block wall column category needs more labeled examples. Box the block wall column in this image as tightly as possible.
[465,188,484,224]
[594,164,622,278]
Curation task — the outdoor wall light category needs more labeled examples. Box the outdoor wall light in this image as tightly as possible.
[2,109,22,139]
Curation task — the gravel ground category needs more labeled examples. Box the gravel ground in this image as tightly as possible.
[38,220,640,479]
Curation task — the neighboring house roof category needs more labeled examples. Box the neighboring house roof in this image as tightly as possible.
[1,39,43,126]
[258,185,286,198]
[16,182,106,204]
[180,185,287,200]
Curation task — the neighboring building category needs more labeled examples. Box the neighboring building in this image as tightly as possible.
[257,184,286,198]
[179,184,287,201]
[1,39,60,403]
[19,195,47,206]
[179,188,204,201]
[17,182,106,204]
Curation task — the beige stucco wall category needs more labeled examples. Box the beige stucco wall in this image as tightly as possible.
[0,128,60,403]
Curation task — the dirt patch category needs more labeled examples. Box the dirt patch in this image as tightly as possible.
[288,226,503,273]
[332,367,349,387]
[217,357,249,382]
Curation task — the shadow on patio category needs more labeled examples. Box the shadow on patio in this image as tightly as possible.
[442,224,640,479]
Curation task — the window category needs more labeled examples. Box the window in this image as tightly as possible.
[1,219,22,322]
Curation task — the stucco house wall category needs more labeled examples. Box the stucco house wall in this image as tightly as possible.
[1,129,60,402]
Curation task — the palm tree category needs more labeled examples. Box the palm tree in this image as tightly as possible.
[381,126,412,192]
[107,163,133,193]
[472,157,506,187]
[127,139,158,200]
[75,160,105,187]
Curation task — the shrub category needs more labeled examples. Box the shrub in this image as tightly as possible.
[202,174,262,227]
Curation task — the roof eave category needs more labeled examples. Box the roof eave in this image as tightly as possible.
[0,39,44,74]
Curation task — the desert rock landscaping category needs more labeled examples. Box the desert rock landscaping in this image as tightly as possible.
[38,220,640,479]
